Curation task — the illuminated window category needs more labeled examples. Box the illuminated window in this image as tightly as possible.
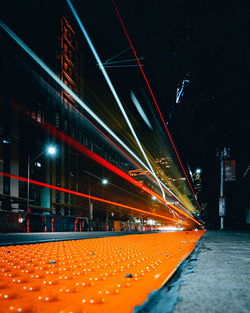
[56,112,60,129]
[64,119,68,133]
[68,50,72,60]
[68,67,72,77]
[37,110,42,123]
[68,32,72,43]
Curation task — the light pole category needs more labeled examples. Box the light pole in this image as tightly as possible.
[217,147,230,230]
[27,145,56,212]
[88,178,108,221]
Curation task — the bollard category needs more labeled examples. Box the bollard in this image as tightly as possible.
[74,220,77,232]
[51,218,54,233]
[79,223,82,232]
[26,217,30,233]
[44,225,47,233]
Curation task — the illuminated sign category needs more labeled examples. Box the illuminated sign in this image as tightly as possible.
[225,160,236,181]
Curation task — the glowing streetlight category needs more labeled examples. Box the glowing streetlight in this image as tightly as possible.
[47,146,56,155]
[195,168,201,174]
[102,178,108,185]
[152,196,157,200]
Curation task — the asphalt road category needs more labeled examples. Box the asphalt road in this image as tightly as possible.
[0,231,153,246]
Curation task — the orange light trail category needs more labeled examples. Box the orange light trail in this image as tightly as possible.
[0,172,188,225]
[112,0,202,212]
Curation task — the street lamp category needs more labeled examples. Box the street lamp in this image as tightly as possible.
[88,178,109,221]
[27,145,56,212]
[47,146,56,155]
[102,178,108,185]
[195,168,201,174]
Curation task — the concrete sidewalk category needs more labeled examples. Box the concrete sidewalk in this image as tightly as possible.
[134,231,250,313]
[174,231,250,313]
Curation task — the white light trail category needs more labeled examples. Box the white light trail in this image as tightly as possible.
[131,90,152,129]
[0,20,190,213]
[66,0,166,199]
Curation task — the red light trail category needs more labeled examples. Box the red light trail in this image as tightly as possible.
[112,0,202,213]
[11,98,200,224]
[38,121,202,226]
[1,18,196,218]
[0,172,188,225]
[12,96,202,226]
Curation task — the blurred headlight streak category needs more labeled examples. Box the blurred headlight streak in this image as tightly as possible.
[0,20,202,226]
[111,0,202,213]
[131,90,152,129]
[0,19,171,203]
[66,0,166,201]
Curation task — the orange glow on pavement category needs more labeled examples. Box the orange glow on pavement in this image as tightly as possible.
[0,231,205,313]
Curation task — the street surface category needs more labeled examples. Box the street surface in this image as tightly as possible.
[0,231,148,246]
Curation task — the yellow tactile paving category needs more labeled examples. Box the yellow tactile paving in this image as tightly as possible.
[0,231,205,313]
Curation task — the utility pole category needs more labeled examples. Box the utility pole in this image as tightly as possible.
[217,147,230,230]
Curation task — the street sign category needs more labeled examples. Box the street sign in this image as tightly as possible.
[225,160,236,181]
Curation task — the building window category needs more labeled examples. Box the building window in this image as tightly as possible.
[56,112,60,129]
[64,118,68,133]
[31,111,36,120]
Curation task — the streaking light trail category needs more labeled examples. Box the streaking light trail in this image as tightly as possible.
[131,90,152,129]
[111,0,202,212]
[66,0,166,200]
[0,172,188,225]
[12,95,200,225]
[10,62,193,221]
[0,19,179,205]
[0,20,199,222]
[31,119,202,226]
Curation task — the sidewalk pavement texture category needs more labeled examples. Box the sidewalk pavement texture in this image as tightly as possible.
[0,231,205,313]
[135,231,250,313]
